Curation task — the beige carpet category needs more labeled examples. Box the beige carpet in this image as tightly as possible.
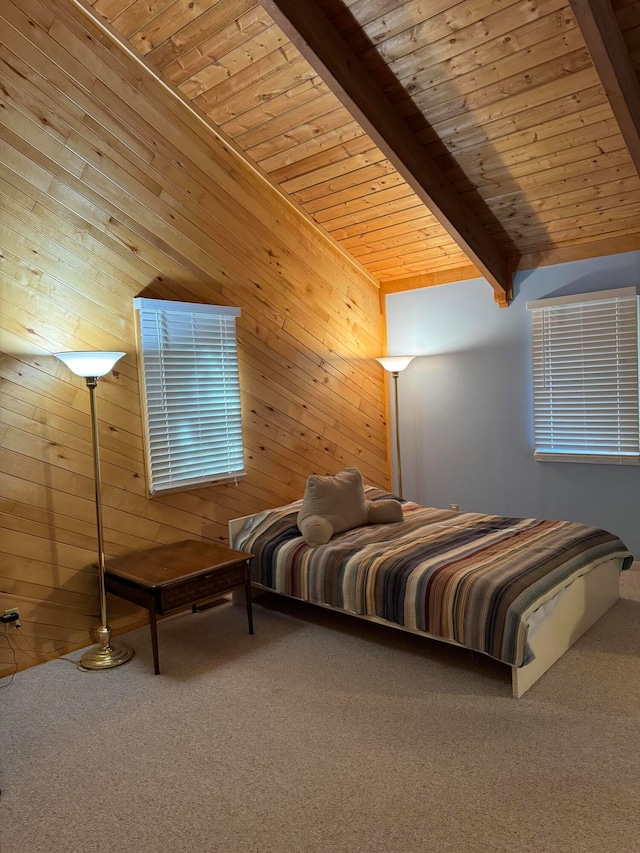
[2,569,640,853]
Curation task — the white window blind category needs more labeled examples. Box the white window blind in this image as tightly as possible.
[527,287,640,465]
[134,298,245,494]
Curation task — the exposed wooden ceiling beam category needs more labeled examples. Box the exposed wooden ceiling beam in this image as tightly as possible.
[381,263,482,291]
[259,0,514,306]
[569,0,640,175]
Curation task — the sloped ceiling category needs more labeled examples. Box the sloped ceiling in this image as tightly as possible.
[86,0,640,304]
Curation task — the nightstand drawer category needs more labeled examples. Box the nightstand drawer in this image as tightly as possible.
[158,562,248,613]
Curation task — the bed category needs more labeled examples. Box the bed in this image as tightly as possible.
[228,488,632,697]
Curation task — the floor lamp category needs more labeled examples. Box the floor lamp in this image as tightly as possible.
[55,351,134,671]
[376,356,415,499]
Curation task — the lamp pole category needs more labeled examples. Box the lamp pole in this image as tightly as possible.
[85,374,133,667]
[390,370,404,499]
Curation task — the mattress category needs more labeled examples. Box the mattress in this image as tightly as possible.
[232,490,633,667]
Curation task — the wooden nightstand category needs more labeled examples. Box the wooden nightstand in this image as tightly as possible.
[104,539,254,674]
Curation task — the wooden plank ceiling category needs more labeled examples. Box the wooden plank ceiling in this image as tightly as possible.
[87,0,640,300]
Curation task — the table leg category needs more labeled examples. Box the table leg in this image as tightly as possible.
[245,574,254,635]
[149,599,160,675]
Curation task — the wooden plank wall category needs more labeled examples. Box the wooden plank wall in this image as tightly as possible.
[0,0,389,677]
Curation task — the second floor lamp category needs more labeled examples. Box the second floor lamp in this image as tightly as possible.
[376,356,415,499]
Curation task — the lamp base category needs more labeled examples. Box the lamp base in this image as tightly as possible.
[80,641,134,671]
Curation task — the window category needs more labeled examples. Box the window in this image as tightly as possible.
[527,287,640,465]
[134,298,245,494]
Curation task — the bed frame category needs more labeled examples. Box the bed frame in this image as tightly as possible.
[228,515,621,698]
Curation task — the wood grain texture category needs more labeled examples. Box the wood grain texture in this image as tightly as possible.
[84,0,640,291]
[0,0,389,677]
[569,0,640,173]
[257,0,513,303]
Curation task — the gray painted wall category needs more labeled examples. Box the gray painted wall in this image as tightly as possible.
[385,251,640,557]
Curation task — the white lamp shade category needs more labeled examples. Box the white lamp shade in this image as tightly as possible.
[376,356,415,373]
[55,351,125,378]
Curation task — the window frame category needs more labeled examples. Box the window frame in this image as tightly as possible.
[133,297,245,496]
[526,286,640,466]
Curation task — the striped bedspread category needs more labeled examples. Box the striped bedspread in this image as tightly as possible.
[232,490,633,667]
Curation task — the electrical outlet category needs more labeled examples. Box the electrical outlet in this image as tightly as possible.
[1,608,21,630]
[450,503,460,512]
